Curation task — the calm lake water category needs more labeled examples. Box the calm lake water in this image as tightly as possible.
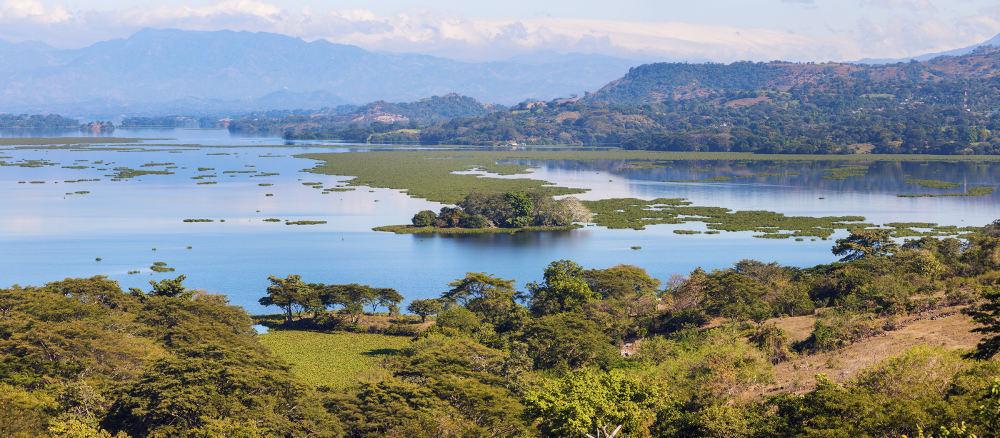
[2,128,999,313]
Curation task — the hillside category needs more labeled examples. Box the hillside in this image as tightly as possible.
[0,29,636,118]
[587,46,1000,105]
[227,94,502,140]
[405,46,1000,154]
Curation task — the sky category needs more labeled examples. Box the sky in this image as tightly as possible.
[2,0,1000,62]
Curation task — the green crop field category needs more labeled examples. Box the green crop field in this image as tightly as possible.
[257,330,411,389]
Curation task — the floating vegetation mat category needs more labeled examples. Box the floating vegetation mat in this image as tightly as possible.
[285,220,327,225]
[150,261,175,272]
[904,179,962,189]
[106,167,173,179]
[822,165,868,180]
[667,172,799,183]
[582,198,981,239]
[897,187,994,197]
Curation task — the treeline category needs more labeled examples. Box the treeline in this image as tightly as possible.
[120,116,220,129]
[0,114,80,131]
[228,94,502,140]
[7,223,1000,436]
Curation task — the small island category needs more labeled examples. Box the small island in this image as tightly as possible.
[375,191,591,234]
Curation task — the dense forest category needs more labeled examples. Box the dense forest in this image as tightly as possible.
[0,114,80,131]
[6,222,1000,437]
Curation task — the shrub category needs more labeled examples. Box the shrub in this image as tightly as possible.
[411,210,437,227]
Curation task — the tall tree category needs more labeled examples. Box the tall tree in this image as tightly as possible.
[832,229,899,262]
[528,260,599,316]
[965,286,1000,360]
[407,298,443,322]
[258,274,309,324]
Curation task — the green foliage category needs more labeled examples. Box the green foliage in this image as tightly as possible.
[638,328,773,405]
[583,264,661,299]
[406,299,443,322]
[832,228,900,262]
[148,274,192,299]
[521,313,617,371]
[525,368,664,438]
[435,307,480,333]
[964,286,1000,360]
[410,210,437,227]
[527,260,600,316]
[258,274,313,324]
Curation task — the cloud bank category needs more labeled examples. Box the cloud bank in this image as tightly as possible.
[0,0,997,62]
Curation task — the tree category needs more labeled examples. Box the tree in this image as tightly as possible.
[327,283,373,324]
[407,299,443,322]
[522,313,616,370]
[411,210,437,227]
[832,229,899,262]
[965,286,1000,360]
[524,369,662,438]
[442,272,522,329]
[505,192,534,227]
[528,260,599,316]
[258,274,310,324]
[436,207,467,228]
[149,275,192,300]
[583,265,661,299]
[375,288,403,314]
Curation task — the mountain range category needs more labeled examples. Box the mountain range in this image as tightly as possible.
[0,29,637,119]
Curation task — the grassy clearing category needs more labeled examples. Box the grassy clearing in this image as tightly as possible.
[257,330,410,389]
[374,224,582,234]
[767,306,981,394]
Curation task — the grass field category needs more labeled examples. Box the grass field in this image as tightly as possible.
[258,330,411,389]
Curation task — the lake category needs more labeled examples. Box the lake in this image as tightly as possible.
[1,128,998,313]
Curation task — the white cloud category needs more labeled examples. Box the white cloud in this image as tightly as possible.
[0,0,996,63]
[0,0,69,24]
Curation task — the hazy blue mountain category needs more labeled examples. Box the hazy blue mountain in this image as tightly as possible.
[855,33,1000,64]
[0,28,637,118]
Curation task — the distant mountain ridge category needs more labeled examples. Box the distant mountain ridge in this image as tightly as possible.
[586,45,1000,105]
[0,28,637,119]
[856,33,1000,64]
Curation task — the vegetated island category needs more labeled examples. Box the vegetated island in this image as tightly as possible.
[375,191,590,234]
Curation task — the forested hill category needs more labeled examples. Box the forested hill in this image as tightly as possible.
[409,46,1000,154]
[588,45,1000,105]
[227,94,503,139]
